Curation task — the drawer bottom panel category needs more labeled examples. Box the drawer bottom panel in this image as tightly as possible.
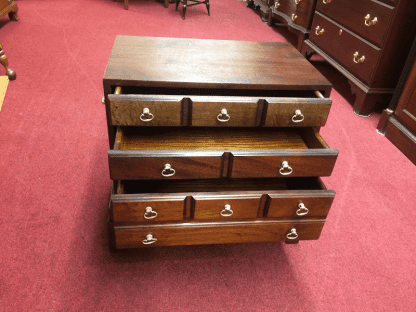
[111,220,325,249]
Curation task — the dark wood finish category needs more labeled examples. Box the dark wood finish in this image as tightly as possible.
[267,0,318,51]
[245,0,273,23]
[114,0,171,10]
[377,36,416,165]
[0,0,18,21]
[175,0,210,20]
[103,36,337,249]
[302,0,416,116]
[0,42,15,80]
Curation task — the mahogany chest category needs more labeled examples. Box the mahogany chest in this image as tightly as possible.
[103,36,338,249]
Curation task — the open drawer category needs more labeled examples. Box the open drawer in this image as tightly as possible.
[108,126,338,180]
[109,177,335,224]
[107,86,332,127]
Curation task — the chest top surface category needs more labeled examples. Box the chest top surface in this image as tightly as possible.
[103,36,331,92]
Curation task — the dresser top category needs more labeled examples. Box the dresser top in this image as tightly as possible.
[103,36,331,92]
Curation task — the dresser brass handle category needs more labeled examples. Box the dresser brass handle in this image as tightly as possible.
[292,109,304,123]
[142,234,157,245]
[140,107,154,122]
[279,161,293,175]
[296,203,309,216]
[217,108,230,122]
[353,52,365,64]
[286,228,298,240]
[144,207,158,219]
[291,14,298,21]
[322,0,331,3]
[295,0,301,4]
[161,164,176,177]
[220,204,233,217]
[315,26,324,36]
[274,2,280,9]
[364,14,378,26]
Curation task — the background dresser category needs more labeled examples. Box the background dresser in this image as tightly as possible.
[103,36,338,249]
[302,0,416,116]
[377,35,416,165]
[267,0,318,51]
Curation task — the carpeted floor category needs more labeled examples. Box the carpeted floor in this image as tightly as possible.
[0,0,415,311]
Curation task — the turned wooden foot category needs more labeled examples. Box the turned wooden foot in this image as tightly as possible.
[0,43,16,81]
[124,0,129,9]
[164,0,169,8]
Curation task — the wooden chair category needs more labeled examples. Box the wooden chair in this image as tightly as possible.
[0,43,16,80]
[175,0,210,19]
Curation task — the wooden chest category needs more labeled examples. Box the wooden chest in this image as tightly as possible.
[103,36,338,249]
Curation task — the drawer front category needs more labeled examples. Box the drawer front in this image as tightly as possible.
[111,196,185,223]
[316,0,394,47]
[230,154,337,178]
[112,220,325,248]
[264,98,331,127]
[191,100,259,127]
[267,193,334,219]
[109,153,224,180]
[193,194,262,220]
[309,12,380,85]
[274,0,314,29]
[108,94,184,126]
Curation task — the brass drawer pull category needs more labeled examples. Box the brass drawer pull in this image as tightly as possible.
[322,0,331,4]
[144,207,158,219]
[274,2,280,9]
[140,107,154,122]
[291,14,298,22]
[286,228,298,240]
[353,52,365,64]
[279,161,293,176]
[292,109,304,123]
[142,234,157,245]
[217,108,231,122]
[296,203,309,216]
[161,163,176,177]
[315,26,324,36]
[220,204,233,217]
[364,14,378,27]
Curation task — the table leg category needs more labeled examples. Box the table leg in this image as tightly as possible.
[0,43,16,81]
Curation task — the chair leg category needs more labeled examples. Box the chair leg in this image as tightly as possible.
[0,43,16,81]
[206,0,210,16]
[175,0,180,11]
[182,0,187,19]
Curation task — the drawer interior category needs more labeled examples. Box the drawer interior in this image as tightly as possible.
[115,177,328,195]
[114,127,330,151]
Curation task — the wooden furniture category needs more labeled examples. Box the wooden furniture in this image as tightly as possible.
[245,0,273,23]
[0,0,18,21]
[377,35,416,165]
[267,0,318,51]
[103,36,338,249]
[175,0,210,20]
[112,0,171,10]
[0,43,15,80]
[301,0,416,116]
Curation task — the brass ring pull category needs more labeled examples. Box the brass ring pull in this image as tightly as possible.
[292,109,304,123]
[322,0,331,4]
[315,26,324,36]
[217,108,230,122]
[274,2,280,9]
[353,52,365,64]
[364,14,378,26]
[144,207,158,219]
[140,107,154,122]
[142,234,157,245]
[291,14,298,21]
[296,203,309,216]
[161,163,176,177]
[295,0,301,4]
[279,161,293,176]
[286,228,298,240]
[220,204,233,217]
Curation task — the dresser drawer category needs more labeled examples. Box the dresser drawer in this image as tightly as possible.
[111,220,325,248]
[316,0,394,47]
[309,12,380,85]
[108,127,338,180]
[274,0,315,29]
[111,177,334,224]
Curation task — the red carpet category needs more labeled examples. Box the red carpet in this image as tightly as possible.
[1,0,415,311]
